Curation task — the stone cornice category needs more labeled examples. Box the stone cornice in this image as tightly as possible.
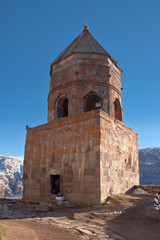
[26,109,137,137]
[51,55,111,74]
[48,80,122,100]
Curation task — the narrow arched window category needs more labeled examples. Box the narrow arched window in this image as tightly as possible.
[114,98,122,121]
[57,97,68,118]
[84,92,102,112]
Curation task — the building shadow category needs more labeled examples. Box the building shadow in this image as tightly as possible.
[105,195,160,240]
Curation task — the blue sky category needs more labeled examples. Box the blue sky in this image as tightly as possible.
[0,0,160,156]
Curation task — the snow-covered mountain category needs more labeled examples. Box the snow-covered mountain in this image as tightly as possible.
[0,155,23,197]
[139,147,160,185]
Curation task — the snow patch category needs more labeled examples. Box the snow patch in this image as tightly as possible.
[145,161,154,166]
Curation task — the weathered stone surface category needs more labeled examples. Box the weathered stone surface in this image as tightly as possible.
[23,110,139,204]
[23,26,139,204]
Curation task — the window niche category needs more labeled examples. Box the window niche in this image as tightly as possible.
[114,98,122,121]
[84,92,102,112]
[57,96,68,118]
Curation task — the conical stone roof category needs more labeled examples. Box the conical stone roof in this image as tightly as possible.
[51,26,117,66]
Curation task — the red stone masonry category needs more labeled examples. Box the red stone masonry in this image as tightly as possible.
[23,26,139,204]
[23,110,139,203]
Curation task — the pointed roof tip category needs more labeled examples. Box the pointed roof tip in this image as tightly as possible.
[83,25,89,32]
[51,26,120,70]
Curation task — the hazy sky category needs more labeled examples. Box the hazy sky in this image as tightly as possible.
[0,0,160,156]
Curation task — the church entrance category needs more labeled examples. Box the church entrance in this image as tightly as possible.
[50,175,60,194]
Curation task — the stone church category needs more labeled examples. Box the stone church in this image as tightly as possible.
[23,26,139,204]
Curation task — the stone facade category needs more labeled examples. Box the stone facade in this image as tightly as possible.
[48,54,122,122]
[23,26,139,204]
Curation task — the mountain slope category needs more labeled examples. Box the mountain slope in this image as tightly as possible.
[0,155,23,197]
[139,147,160,185]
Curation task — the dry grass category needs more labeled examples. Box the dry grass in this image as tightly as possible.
[104,193,143,209]
[0,225,5,240]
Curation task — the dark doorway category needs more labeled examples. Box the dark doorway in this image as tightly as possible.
[50,175,60,194]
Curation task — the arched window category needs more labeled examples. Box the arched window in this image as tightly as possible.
[84,92,102,112]
[57,97,68,118]
[114,98,122,121]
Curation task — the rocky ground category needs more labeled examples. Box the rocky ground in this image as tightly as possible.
[0,192,160,240]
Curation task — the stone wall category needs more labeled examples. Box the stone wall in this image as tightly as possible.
[23,110,101,203]
[100,111,139,202]
[23,110,139,204]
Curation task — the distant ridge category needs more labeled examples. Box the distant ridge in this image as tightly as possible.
[139,147,160,185]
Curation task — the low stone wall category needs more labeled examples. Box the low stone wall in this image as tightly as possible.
[130,185,160,195]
